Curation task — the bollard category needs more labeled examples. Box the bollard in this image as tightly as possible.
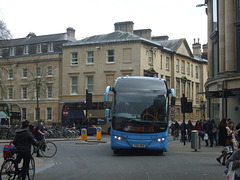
[191,130,201,151]
[81,128,87,141]
[96,127,102,140]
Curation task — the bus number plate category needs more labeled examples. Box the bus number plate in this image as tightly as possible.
[133,144,145,148]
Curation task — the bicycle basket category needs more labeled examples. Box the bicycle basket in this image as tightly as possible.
[3,143,16,159]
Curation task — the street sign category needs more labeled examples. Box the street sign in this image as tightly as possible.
[63,110,68,116]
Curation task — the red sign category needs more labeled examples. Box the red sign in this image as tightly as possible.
[63,110,68,116]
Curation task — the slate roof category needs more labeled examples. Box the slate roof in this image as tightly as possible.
[64,30,161,47]
[194,55,208,63]
[64,30,206,62]
[154,38,194,58]
[0,33,76,48]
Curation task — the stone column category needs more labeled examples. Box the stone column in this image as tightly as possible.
[207,0,213,78]
[219,0,225,73]
[225,0,236,72]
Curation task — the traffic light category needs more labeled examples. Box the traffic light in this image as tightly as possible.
[86,90,92,109]
[171,96,175,106]
[181,97,187,113]
[181,96,192,113]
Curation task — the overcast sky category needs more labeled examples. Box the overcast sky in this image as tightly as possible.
[0,0,207,47]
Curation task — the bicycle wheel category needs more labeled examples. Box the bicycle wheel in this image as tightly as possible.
[31,145,38,156]
[0,159,17,180]
[41,141,57,158]
[26,157,35,180]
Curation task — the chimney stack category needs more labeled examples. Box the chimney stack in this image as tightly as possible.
[67,27,75,38]
[133,29,152,40]
[114,21,134,33]
[192,38,201,58]
[26,32,36,38]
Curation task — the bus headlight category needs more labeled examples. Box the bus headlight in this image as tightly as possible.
[114,136,124,141]
[156,138,165,142]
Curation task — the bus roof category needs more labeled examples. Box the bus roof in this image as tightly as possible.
[114,76,167,93]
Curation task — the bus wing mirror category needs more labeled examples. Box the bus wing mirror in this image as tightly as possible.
[170,89,175,97]
[104,92,108,102]
[104,86,114,102]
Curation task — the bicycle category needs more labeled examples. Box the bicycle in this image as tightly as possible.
[0,151,35,180]
[31,137,57,158]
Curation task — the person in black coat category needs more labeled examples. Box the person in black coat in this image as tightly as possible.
[216,118,229,165]
[13,120,38,180]
[206,118,214,147]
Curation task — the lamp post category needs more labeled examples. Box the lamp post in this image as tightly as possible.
[196,4,207,7]
[36,77,40,123]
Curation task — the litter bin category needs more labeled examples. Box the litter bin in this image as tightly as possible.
[191,130,201,151]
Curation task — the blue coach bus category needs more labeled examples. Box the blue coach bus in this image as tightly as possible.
[104,76,175,154]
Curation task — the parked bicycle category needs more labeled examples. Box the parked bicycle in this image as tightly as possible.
[0,143,35,180]
[31,137,57,158]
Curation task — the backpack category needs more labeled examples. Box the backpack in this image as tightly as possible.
[33,126,38,137]
[3,141,16,159]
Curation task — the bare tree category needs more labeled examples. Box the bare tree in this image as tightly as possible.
[0,20,13,99]
[24,61,57,122]
[0,66,9,99]
[0,61,13,100]
[0,20,12,40]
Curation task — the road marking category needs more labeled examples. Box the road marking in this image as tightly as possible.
[54,160,62,165]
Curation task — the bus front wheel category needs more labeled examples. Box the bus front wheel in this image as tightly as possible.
[113,149,120,154]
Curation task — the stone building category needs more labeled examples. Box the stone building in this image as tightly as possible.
[0,21,208,125]
[0,28,76,125]
[62,21,208,123]
[204,0,240,124]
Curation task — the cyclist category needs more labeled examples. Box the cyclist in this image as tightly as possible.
[35,119,46,157]
[13,120,38,180]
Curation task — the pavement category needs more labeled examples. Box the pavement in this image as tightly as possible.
[0,135,223,174]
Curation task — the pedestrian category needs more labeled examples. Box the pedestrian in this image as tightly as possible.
[202,120,209,146]
[194,120,202,131]
[186,120,194,142]
[216,118,229,165]
[173,121,179,140]
[194,120,203,139]
[170,121,175,136]
[180,121,187,142]
[235,122,240,145]
[226,120,240,152]
[212,119,218,146]
[226,148,240,179]
[206,118,213,147]
[35,119,46,157]
[13,120,38,180]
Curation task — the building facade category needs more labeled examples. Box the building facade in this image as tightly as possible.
[62,21,208,123]
[204,0,240,124]
[0,22,208,125]
[0,28,76,125]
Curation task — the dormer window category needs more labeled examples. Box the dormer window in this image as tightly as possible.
[0,48,2,57]
[48,43,54,52]
[37,44,42,53]
[148,50,153,65]
[10,47,16,56]
[24,45,29,54]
